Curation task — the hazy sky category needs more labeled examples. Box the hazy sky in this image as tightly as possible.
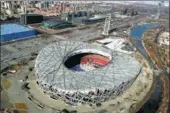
[100,1,169,7]
[141,1,169,7]
[56,1,169,7]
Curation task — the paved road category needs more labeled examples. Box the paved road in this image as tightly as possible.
[0,26,101,71]
[109,17,146,32]
[1,35,59,70]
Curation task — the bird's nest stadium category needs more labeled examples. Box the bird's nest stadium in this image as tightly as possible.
[35,40,142,106]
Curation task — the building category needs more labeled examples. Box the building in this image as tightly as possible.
[61,11,105,24]
[61,11,89,21]
[120,8,138,16]
[33,2,74,16]
[1,1,23,9]
[35,1,50,9]
[70,16,105,25]
[20,14,43,25]
[71,16,87,24]
[43,19,74,29]
[1,24,37,42]
[84,15,106,24]
[158,31,170,46]
[95,38,135,54]
[114,8,138,18]
[1,1,24,15]
[35,40,141,106]
[71,16,105,25]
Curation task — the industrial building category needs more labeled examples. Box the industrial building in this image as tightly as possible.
[61,11,106,24]
[84,15,106,24]
[61,11,89,21]
[35,1,50,9]
[1,24,37,42]
[20,14,43,25]
[95,38,135,54]
[120,8,138,16]
[71,16,106,24]
[43,19,74,29]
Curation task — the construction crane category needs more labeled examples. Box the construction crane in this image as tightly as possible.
[155,1,164,19]
[24,1,27,25]
[101,13,111,36]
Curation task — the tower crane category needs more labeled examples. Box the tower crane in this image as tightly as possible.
[101,13,111,36]
[155,1,164,19]
[24,1,27,25]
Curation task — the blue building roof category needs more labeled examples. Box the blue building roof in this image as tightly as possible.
[1,24,33,35]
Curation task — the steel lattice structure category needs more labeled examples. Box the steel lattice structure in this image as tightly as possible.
[35,40,141,106]
[102,13,111,36]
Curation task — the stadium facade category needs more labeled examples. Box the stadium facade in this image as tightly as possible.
[35,40,142,106]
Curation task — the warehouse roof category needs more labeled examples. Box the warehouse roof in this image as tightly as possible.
[88,16,105,20]
[20,13,43,16]
[44,19,70,26]
[1,24,33,35]
[75,16,88,20]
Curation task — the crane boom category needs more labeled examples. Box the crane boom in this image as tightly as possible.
[155,1,164,19]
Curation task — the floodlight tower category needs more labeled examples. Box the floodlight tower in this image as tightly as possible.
[102,13,111,36]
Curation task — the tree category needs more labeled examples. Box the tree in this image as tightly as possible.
[29,67,33,71]
[3,73,7,76]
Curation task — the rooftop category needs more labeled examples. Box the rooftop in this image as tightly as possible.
[20,13,43,16]
[96,38,135,54]
[43,19,70,26]
[35,40,141,93]
[1,24,33,35]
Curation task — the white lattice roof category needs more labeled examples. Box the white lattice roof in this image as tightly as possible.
[35,40,141,93]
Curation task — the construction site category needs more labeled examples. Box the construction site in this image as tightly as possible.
[1,1,169,113]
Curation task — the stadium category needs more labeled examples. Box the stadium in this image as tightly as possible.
[35,40,142,106]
